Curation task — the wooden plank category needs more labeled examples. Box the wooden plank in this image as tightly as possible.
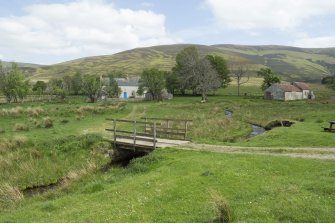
[155,130,186,136]
[116,143,155,151]
[141,117,193,122]
[154,127,186,132]
[106,118,154,125]
[323,128,335,132]
[115,135,157,142]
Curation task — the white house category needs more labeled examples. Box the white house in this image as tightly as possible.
[264,82,315,101]
[116,78,144,99]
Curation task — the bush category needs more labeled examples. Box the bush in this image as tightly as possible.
[211,192,232,223]
[26,107,44,117]
[60,119,69,124]
[13,123,29,132]
[13,136,28,146]
[42,117,53,128]
[0,184,24,208]
[0,128,5,134]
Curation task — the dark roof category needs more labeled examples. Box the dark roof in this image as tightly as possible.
[292,82,310,90]
[276,84,302,92]
[116,79,139,87]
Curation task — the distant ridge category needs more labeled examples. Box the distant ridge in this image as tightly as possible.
[4,44,335,82]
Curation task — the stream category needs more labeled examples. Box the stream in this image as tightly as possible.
[225,110,266,138]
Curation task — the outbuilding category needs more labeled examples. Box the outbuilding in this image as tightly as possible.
[264,82,315,101]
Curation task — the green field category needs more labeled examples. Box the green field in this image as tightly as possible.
[0,84,334,222]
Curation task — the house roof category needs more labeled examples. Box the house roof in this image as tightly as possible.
[275,84,302,92]
[116,78,139,87]
[292,82,310,90]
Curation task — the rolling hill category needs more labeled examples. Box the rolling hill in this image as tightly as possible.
[10,44,335,82]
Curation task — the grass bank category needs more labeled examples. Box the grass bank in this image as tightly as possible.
[1,149,334,222]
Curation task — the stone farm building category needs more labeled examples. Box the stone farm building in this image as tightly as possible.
[116,78,144,99]
[264,82,315,101]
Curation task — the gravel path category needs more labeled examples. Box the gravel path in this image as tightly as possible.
[176,143,335,160]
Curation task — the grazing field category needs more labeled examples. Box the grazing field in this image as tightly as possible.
[0,84,334,222]
[1,150,334,222]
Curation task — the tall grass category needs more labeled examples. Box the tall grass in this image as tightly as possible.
[0,184,24,208]
[210,192,232,223]
[0,106,44,118]
[13,123,30,132]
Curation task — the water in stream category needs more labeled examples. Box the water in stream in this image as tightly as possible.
[224,110,266,138]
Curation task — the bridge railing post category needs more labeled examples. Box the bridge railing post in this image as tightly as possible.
[133,120,137,150]
[113,119,116,148]
[153,121,156,149]
[184,120,188,140]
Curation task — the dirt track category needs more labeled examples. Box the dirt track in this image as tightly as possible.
[176,143,335,160]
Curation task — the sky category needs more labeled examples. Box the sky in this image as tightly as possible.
[0,0,335,65]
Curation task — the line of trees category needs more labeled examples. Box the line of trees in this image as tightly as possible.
[43,73,121,102]
[139,46,287,101]
[0,62,121,103]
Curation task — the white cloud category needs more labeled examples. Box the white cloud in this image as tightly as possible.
[205,0,335,31]
[0,0,179,64]
[294,36,335,48]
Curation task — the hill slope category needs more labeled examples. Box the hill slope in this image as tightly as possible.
[22,44,335,82]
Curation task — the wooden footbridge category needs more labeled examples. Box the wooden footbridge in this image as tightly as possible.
[105,118,192,151]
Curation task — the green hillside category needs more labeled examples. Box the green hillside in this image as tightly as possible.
[14,44,335,82]
[1,61,44,78]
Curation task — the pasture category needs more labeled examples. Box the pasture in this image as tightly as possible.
[0,83,334,222]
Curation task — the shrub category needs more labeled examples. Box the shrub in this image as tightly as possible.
[0,184,24,208]
[13,136,28,146]
[211,192,232,223]
[26,107,44,117]
[0,128,5,134]
[60,119,69,124]
[42,117,53,128]
[13,123,29,132]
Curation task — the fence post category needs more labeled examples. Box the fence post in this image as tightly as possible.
[153,121,157,149]
[184,121,188,140]
[144,117,147,133]
[113,119,116,148]
[133,120,137,150]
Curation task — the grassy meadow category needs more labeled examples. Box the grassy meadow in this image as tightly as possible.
[0,83,334,222]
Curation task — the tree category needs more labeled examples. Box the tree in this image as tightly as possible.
[257,67,280,90]
[174,46,199,93]
[106,77,121,98]
[47,78,66,99]
[139,68,165,100]
[71,71,83,95]
[164,71,179,94]
[32,81,47,99]
[0,62,30,103]
[207,55,231,88]
[321,76,335,90]
[82,74,100,103]
[173,46,222,101]
[62,75,72,94]
[195,58,221,101]
[229,61,250,96]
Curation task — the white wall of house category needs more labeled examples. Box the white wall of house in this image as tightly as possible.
[284,92,303,101]
[119,86,144,99]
